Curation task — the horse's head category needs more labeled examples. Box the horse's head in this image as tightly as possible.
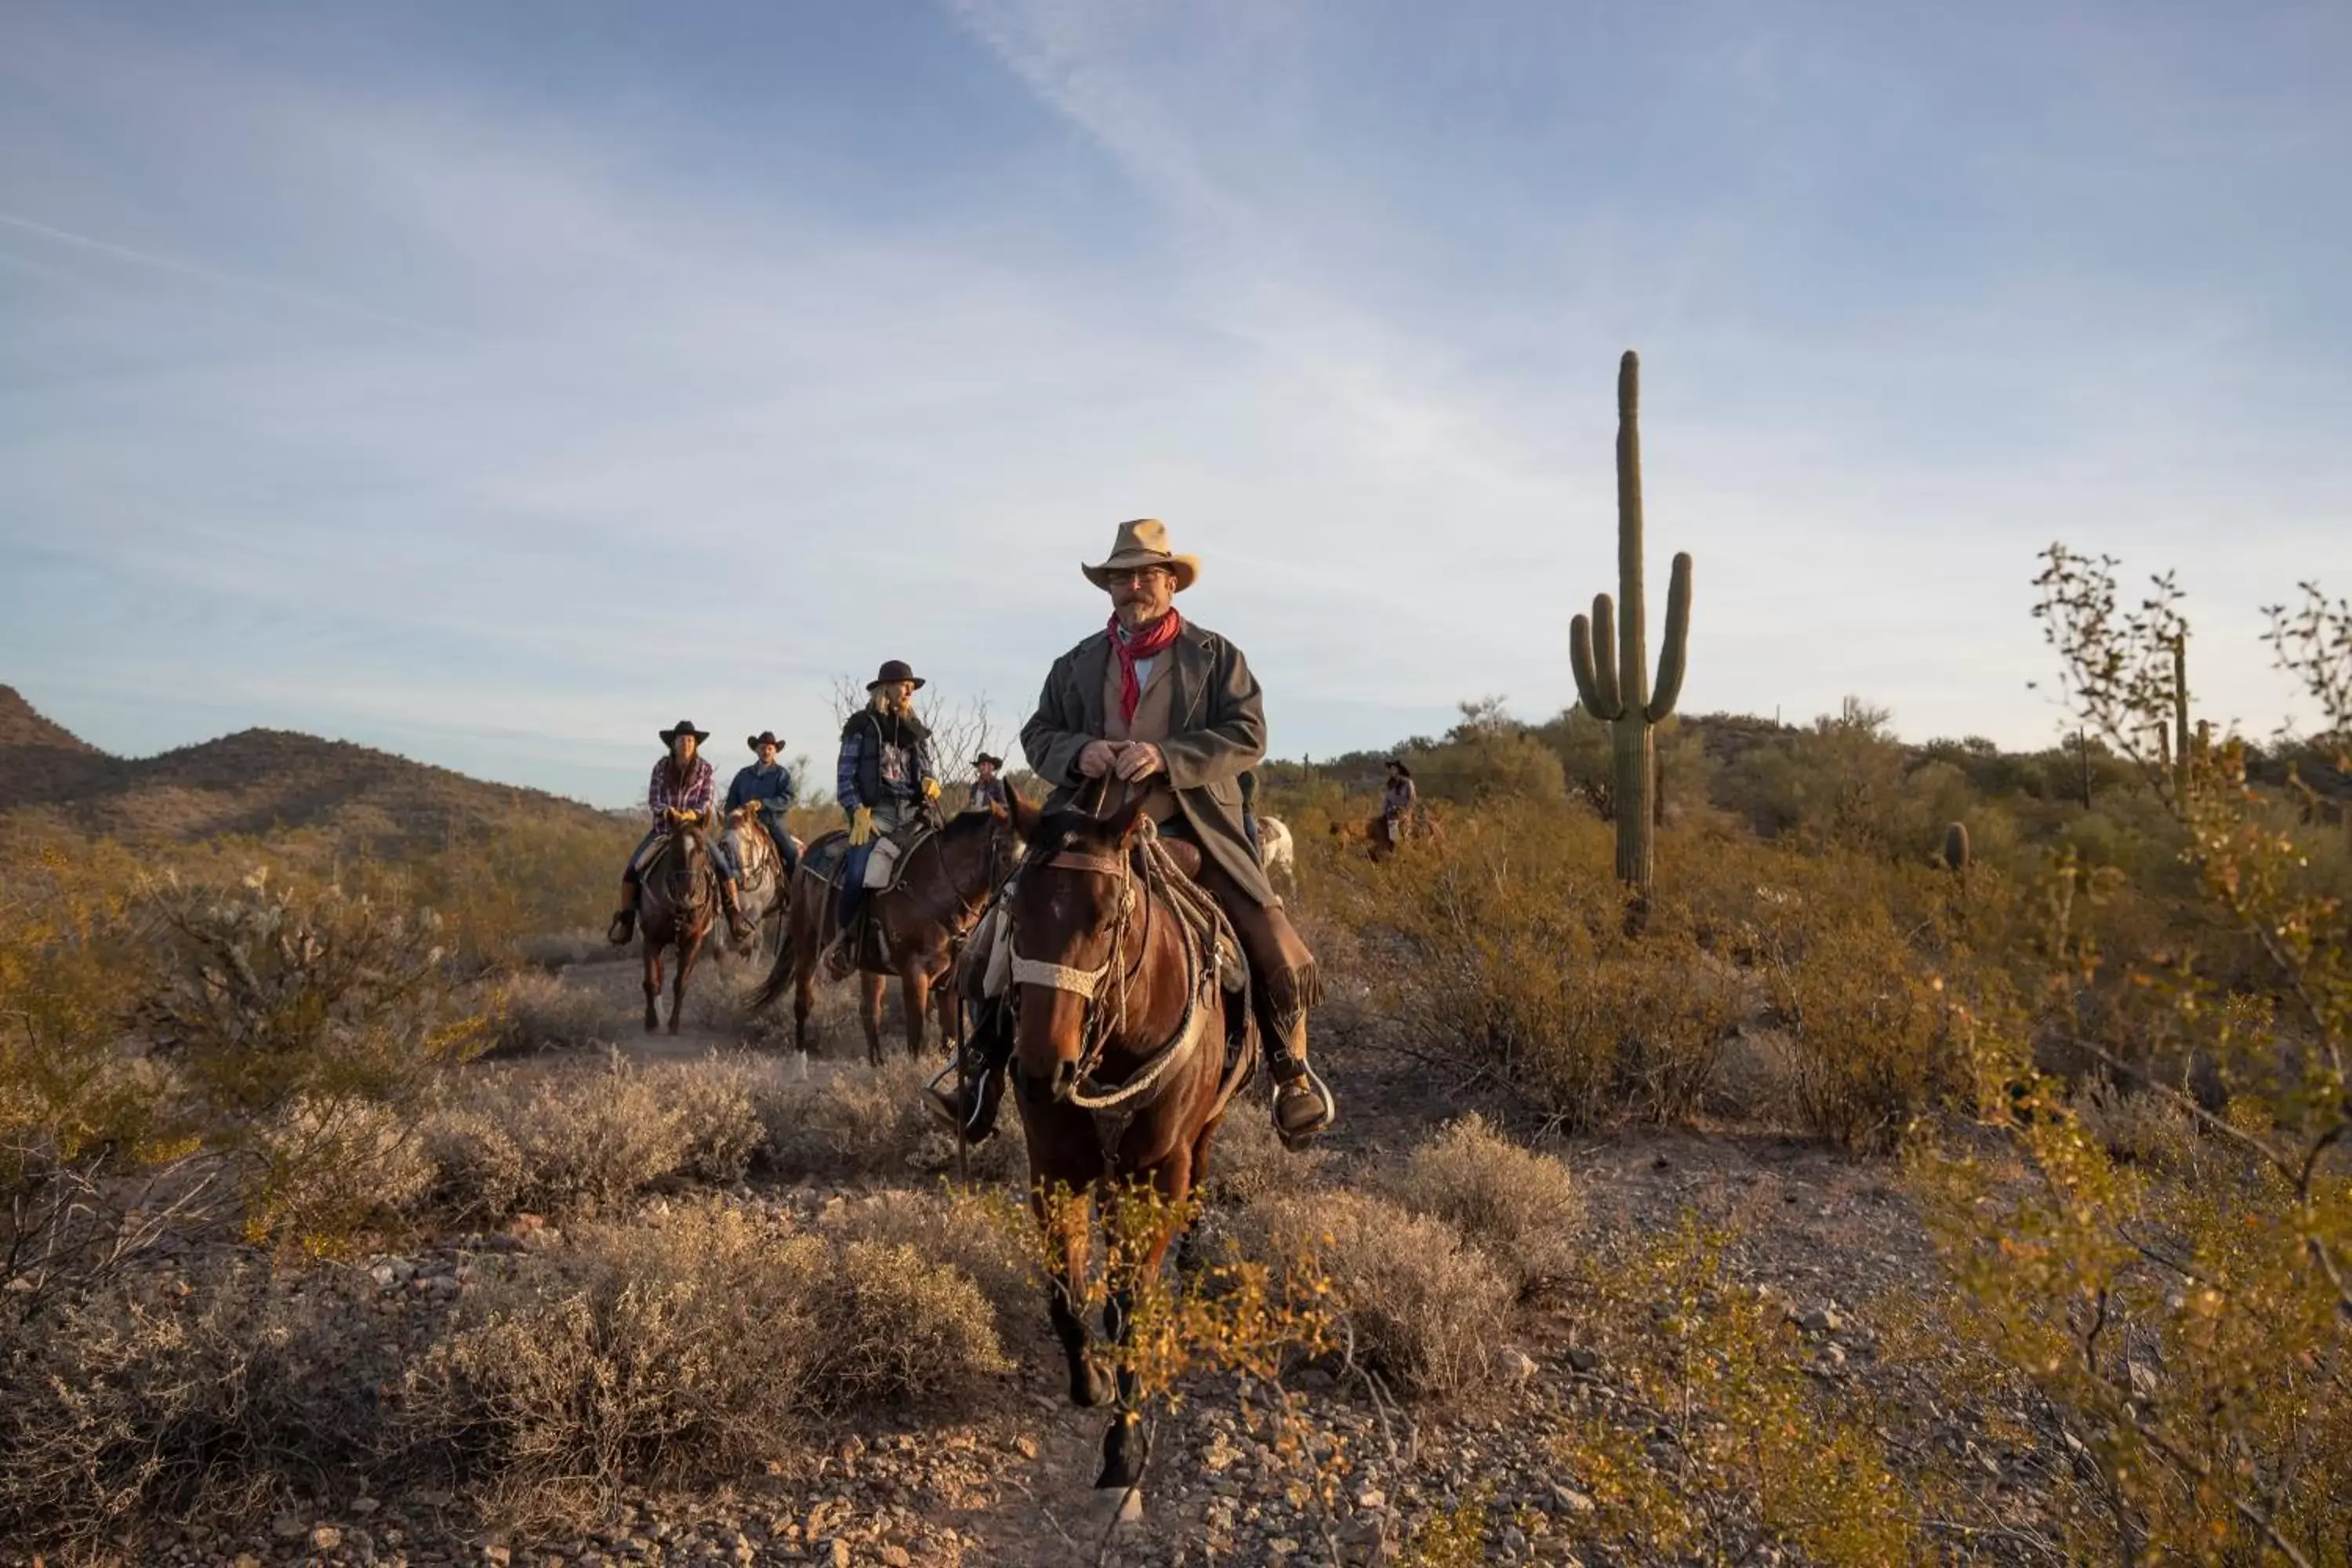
[1005,794,1152,1104]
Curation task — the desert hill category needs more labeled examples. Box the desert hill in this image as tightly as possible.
[0,686,620,847]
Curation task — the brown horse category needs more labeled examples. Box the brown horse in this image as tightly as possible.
[1006,793,1252,1506]
[637,822,720,1033]
[1330,807,1443,863]
[753,797,1035,1065]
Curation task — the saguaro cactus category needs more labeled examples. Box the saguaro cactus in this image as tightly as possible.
[1570,351,1693,897]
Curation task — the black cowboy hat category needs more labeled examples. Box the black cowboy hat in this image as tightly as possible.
[747,730,785,753]
[975,752,1003,768]
[659,719,711,744]
[1386,757,1413,777]
[866,659,926,691]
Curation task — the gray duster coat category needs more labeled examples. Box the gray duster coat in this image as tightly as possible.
[1021,620,1279,906]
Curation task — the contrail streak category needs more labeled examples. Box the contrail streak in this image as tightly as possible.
[0,209,464,340]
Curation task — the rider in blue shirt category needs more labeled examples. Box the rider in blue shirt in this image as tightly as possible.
[727,731,801,877]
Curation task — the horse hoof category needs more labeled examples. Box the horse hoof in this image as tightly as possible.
[1083,1485,1145,1533]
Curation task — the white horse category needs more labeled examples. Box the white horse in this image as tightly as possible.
[1256,815,1295,889]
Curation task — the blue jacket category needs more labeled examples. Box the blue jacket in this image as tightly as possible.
[727,760,797,813]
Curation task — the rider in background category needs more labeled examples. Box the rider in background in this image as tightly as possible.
[608,719,752,946]
[728,730,801,877]
[966,751,1011,813]
[1381,758,1418,845]
[835,660,942,928]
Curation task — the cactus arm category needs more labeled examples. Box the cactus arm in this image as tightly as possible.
[1646,551,1693,724]
[1580,594,1624,718]
[1570,611,1620,720]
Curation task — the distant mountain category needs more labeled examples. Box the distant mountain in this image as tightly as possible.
[0,687,620,846]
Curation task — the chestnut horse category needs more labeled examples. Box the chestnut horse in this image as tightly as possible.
[753,797,1034,1065]
[637,822,720,1033]
[1329,807,1443,863]
[1006,793,1253,1508]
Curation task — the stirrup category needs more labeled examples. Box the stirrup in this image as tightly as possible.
[607,910,636,946]
[1270,1059,1337,1151]
[924,1054,1003,1145]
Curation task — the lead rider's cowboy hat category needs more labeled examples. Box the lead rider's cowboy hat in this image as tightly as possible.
[659,719,710,744]
[1082,517,1200,593]
[866,659,926,692]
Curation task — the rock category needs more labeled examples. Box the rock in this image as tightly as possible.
[1497,1347,1538,1383]
[881,1547,911,1567]
[234,1557,264,1568]
[314,1526,345,1551]
[1552,1484,1596,1515]
[2129,1361,2159,1398]
[1014,1435,1039,1460]
[1501,1523,1530,1557]
[829,1540,852,1568]
[1355,1487,1385,1510]
[275,1515,309,1541]
[483,1548,512,1566]
[1565,1345,1601,1374]
[1797,1305,1842,1334]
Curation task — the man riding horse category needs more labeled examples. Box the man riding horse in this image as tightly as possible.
[927,517,1338,1150]
[728,730,802,877]
[1382,758,1419,845]
[835,660,943,935]
[608,719,753,947]
[966,751,1011,814]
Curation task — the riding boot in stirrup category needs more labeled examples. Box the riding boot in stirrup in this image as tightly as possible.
[1263,1014,1336,1152]
[924,1001,1014,1144]
[607,907,637,946]
[720,882,753,945]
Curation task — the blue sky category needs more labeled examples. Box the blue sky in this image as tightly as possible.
[2,1,2345,807]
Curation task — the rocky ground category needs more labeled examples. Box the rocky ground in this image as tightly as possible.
[13,960,2071,1568]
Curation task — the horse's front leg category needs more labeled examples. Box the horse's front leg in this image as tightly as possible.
[642,942,663,1034]
[859,973,887,1067]
[793,947,817,1058]
[1038,1182,1111,1410]
[1098,1156,1193,1493]
[670,926,706,1036]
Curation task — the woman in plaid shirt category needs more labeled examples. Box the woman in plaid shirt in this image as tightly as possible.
[607,720,752,946]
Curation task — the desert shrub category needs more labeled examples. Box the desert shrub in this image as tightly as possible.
[248,1094,434,1250]
[1547,1217,1920,1565]
[1316,800,1740,1129]
[821,1186,1038,1319]
[1912,554,2352,1563]
[1765,909,1968,1152]
[1390,1115,1583,1297]
[137,869,483,1114]
[1249,1189,1510,1399]
[661,1056,767,1183]
[421,1055,761,1221]
[2067,1077,2201,1173]
[1198,1093,1324,1208]
[487,968,615,1054]
[753,1056,1024,1181]
[402,1201,1004,1515]
[0,1261,392,1550]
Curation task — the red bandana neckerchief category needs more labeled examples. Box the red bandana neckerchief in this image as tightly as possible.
[1109,611,1184,725]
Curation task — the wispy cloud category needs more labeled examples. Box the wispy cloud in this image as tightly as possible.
[1,1,2345,801]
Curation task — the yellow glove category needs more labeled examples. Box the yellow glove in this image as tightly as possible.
[848,807,876,847]
[921,777,942,802]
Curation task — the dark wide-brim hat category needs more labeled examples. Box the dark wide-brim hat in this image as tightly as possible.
[747,731,784,753]
[866,659,927,692]
[659,719,711,744]
[975,753,1003,768]
[1386,757,1413,777]
[1082,517,1200,593]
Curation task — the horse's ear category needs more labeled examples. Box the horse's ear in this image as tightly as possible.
[1110,793,1152,845]
[1004,791,1040,834]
